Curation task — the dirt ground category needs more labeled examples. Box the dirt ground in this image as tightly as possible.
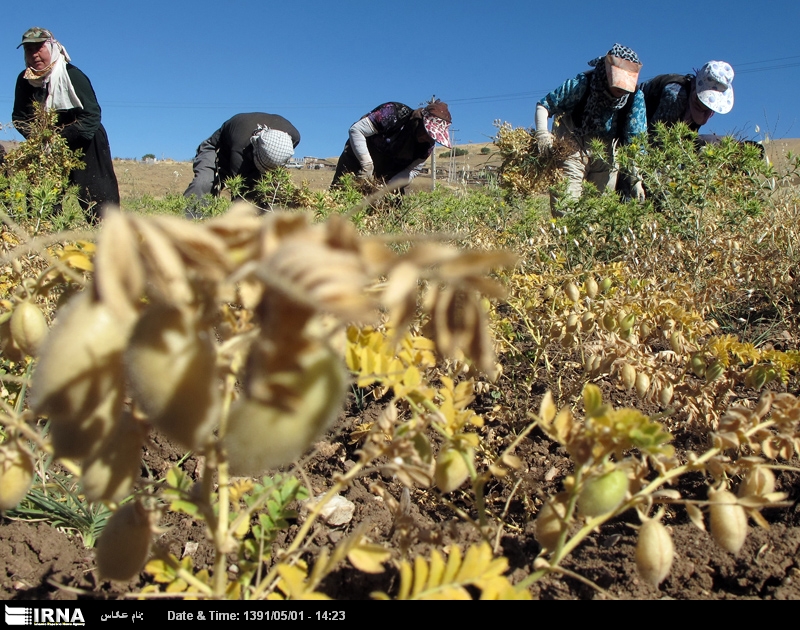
[2,337,799,601]
[1,140,799,601]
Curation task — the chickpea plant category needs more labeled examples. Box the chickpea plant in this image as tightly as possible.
[0,202,519,598]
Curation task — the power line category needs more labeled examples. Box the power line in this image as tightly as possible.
[0,56,796,113]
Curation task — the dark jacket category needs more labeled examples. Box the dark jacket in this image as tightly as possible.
[14,64,102,146]
[638,74,697,132]
[209,113,301,189]
[12,63,119,222]
[332,102,434,186]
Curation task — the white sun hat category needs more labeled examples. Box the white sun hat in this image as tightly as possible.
[696,61,734,114]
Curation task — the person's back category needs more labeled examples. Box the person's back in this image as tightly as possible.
[183,112,300,211]
[640,62,734,134]
[215,113,300,186]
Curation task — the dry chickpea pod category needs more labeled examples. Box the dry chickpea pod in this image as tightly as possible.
[738,467,776,498]
[621,364,637,390]
[96,500,157,581]
[0,442,35,511]
[9,300,48,356]
[224,342,347,476]
[434,447,472,494]
[81,414,146,503]
[635,518,674,587]
[125,304,219,450]
[708,489,748,554]
[32,291,130,432]
[533,492,569,551]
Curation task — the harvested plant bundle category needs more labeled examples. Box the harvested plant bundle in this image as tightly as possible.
[494,122,578,196]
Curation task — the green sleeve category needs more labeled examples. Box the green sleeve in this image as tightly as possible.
[62,65,102,142]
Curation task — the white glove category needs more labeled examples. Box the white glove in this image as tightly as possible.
[632,181,646,201]
[536,131,554,156]
[358,162,374,179]
[534,103,554,156]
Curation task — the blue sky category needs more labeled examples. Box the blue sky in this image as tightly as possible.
[2,1,799,161]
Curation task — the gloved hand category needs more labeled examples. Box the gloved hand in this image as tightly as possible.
[358,162,374,179]
[535,131,554,156]
[632,181,646,202]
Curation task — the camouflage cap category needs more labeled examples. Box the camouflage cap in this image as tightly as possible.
[17,27,53,49]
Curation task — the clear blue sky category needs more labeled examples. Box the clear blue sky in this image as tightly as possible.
[2,1,798,161]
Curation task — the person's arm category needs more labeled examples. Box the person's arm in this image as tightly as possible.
[348,116,378,177]
[12,75,35,139]
[535,103,553,154]
[59,67,102,144]
[386,157,426,189]
[625,91,648,201]
[539,73,588,119]
[536,73,588,153]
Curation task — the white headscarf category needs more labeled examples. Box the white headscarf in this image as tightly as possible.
[23,38,83,111]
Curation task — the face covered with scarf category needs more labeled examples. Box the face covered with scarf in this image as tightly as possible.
[21,32,83,111]
[576,43,641,138]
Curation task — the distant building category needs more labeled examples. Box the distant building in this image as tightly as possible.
[302,157,337,170]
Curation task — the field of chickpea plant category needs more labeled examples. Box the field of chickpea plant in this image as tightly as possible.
[0,109,799,601]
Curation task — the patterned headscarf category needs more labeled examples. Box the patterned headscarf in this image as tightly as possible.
[22,35,83,111]
[250,126,294,172]
[577,44,640,138]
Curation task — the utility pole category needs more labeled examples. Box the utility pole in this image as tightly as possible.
[427,95,438,191]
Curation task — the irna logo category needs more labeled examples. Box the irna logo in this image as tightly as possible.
[5,606,85,626]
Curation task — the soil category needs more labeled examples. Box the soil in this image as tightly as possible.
[2,338,799,601]
[1,141,799,601]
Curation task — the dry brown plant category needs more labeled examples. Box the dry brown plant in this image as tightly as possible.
[0,202,517,591]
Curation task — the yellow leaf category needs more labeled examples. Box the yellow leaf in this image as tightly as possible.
[411,336,436,351]
[347,544,390,574]
[398,559,413,600]
[165,578,189,593]
[583,383,603,416]
[229,478,254,503]
[426,549,446,590]
[276,564,307,599]
[227,582,242,600]
[539,391,556,425]
[233,517,250,539]
[60,251,94,271]
[403,365,422,388]
[412,555,429,596]
[443,544,462,584]
[553,407,574,443]
[426,586,471,600]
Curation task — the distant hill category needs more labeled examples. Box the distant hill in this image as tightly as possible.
[2,138,797,201]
